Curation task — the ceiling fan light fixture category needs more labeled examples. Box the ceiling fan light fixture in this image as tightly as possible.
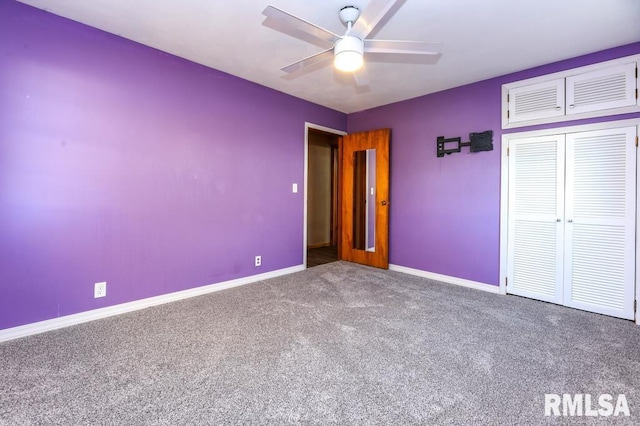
[334,36,364,72]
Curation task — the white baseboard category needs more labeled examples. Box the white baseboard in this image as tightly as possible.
[0,265,305,343]
[389,264,500,294]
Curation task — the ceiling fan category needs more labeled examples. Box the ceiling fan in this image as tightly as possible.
[262,0,442,85]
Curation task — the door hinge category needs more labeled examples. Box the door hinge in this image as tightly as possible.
[507,146,510,156]
[505,277,508,287]
[636,136,638,147]
[507,110,510,119]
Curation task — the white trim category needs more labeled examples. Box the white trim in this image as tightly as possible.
[304,122,347,268]
[503,102,640,130]
[500,118,640,324]
[501,54,640,129]
[389,264,500,294]
[504,117,640,140]
[0,265,305,343]
[499,136,509,296]
[637,127,640,326]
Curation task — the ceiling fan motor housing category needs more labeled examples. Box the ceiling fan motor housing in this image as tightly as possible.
[334,35,364,72]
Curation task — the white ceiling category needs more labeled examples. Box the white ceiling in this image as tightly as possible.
[17,0,640,114]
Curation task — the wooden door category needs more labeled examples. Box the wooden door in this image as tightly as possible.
[340,129,390,269]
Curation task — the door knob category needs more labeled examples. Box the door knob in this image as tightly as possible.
[380,200,388,206]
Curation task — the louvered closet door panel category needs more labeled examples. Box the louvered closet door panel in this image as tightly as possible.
[508,79,564,124]
[507,135,565,303]
[566,63,637,115]
[564,127,636,319]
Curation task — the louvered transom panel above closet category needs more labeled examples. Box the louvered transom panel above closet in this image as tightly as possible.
[502,55,639,129]
[567,63,637,114]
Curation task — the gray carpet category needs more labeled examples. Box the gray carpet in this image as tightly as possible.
[1,261,639,425]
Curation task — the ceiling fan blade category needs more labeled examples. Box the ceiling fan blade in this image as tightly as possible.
[281,49,334,74]
[350,0,399,39]
[263,5,340,48]
[364,40,442,55]
[353,65,370,86]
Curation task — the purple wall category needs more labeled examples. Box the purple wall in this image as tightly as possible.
[1,0,638,331]
[348,42,640,286]
[0,1,346,330]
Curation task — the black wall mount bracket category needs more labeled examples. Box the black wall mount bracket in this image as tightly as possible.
[437,130,493,158]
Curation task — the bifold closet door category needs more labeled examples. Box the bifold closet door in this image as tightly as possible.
[506,135,565,304]
[564,127,637,319]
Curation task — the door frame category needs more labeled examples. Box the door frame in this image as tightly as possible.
[304,122,347,268]
[499,117,640,325]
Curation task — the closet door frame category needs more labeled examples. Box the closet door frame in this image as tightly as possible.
[499,118,640,325]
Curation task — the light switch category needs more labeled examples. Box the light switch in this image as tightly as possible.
[292,183,298,193]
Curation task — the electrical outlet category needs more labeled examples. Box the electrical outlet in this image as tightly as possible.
[94,281,107,298]
[255,255,262,267]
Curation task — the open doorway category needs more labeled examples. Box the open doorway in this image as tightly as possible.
[305,125,344,268]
